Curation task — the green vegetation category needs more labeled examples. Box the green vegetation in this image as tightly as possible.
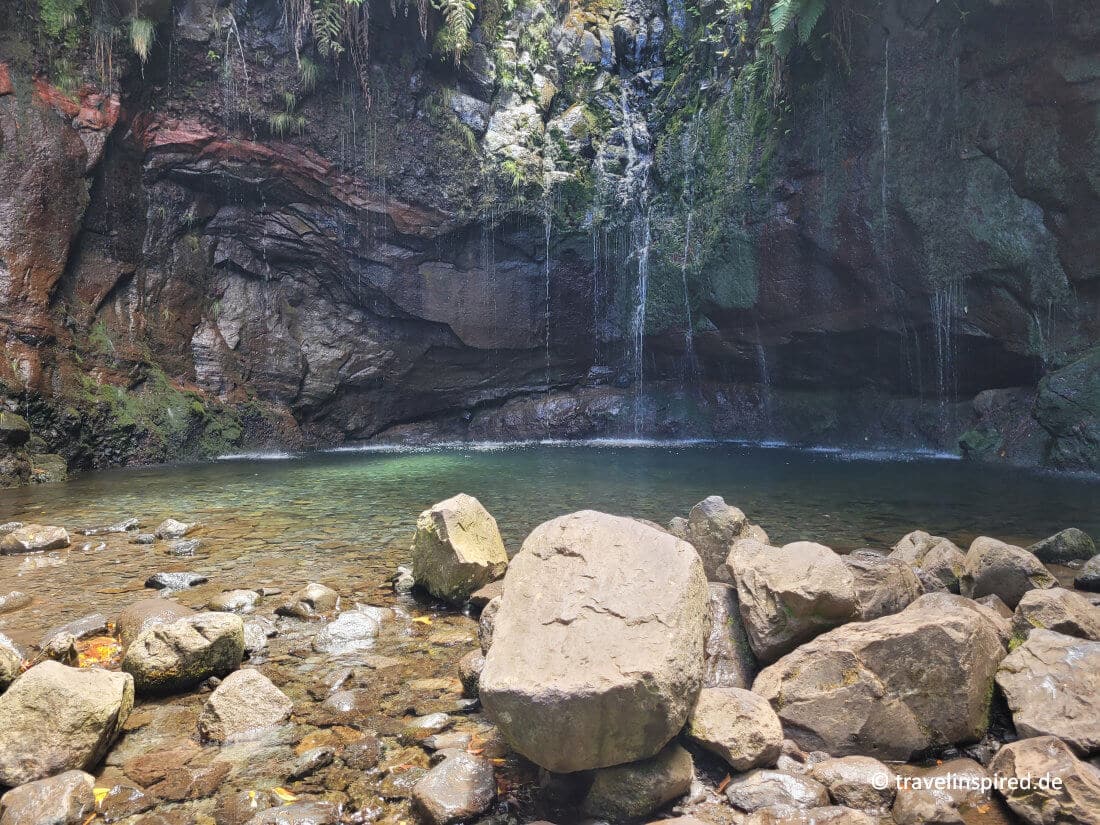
[128,16,154,63]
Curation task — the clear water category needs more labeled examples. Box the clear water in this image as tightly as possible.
[1,442,1096,554]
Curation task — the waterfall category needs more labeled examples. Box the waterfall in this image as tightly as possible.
[631,210,652,435]
[929,280,962,439]
[543,206,553,409]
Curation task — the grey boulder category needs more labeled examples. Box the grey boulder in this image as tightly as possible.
[960,536,1056,608]
[0,770,95,825]
[480,511,707,772]
[1028,528,1096,565]
[1011,587,1100,641]
[580,742,694,822]
[989,736,1100,824]
[685,687,782,771]
[411,494,509,605]
[121,612,244,694]
[198,668,293,742]
[411,752,496,825]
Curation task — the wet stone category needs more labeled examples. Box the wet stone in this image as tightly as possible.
[0,591,31,614]
[95,783,155,822]
[0,770,95,825]
[402,712,453,743]
[145,571,208,590]
[131,534,156,545]
[342,734,382,770]
[277,583,339,619]
[289,746,335,779]
[207,589,262,614]
[155,519,199,539]
[412,753,496,825]
[166,538,203,557]
[245,800,341,824]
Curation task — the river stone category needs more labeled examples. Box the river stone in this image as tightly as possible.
[458,649,483,698]
[989,736,1100,824]
[145,571,208,590]
[580,742,694,822]
[480,511,708,772]
[166,538,203,556]
[1012,587,1100,641]
[198,668,293,742]
[115,599,196,647]
[1028,528,1096,565]
[809,757,896,810]
[275,582,339,619]
[743,808,878,825]
[155,518,198,539]
[0,661,133,786]
[0,524,70,554]
[0,769,95,825]
[995,629,1100,754]
[245,801,341,824]
[478,595,500,653]
[1074,554,1100,593]
[207,589,261,614]
[752,593,1006,760]
[703,582,757,689]
[411,493,509,605]
[0,634,20,691]
[122,612,245,694]
[0,591,30,615]
[312,610,381,654]
[726,539,920,663]
[685,687,782,771]
[918,541,968,593]
[726,770,831,813]
[0,412,30,447]
[889,530,962,567]
[960,536,1056,608]
[411,752,495,825]
[668,495,766,581]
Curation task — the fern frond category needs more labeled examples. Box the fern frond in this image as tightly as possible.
[768,0,797,33]
[433,0,475,63]
[312,0,345,56]
[797,0,827,44]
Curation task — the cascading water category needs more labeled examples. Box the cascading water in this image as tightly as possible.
[630,210,652,435]
[543,204,553,435]
[929,279,962,433]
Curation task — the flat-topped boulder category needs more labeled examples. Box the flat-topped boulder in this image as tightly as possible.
[0,661,133,786]
[725,539,921,662]
[198,668,293,742]
[960,536,1056,608]
[116,599,196,647]
[995,629,1100,754]
[411,494,508,605]
[0,524,69,554]
[753,594,1006,760]
[480,511,707,772]
[1012,587,1100,641]
[122,612,244,694]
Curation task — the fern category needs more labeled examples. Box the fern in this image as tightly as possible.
[434,0,475,63]
[767,0,829,58]
[797,0,827,44]
[129,17,155,62]
[312,0,345,56]
[298,56,319,92]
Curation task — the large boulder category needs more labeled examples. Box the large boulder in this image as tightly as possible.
[995,630,1100,754]
[0,661,133,786]
[668,495,768,581]
[411,753,495,825]
[808,756,896,811]
[989,736,1100,824]
[580,742,694,822]
[725,540,921,663]
[685,687,782,771]
[1012,587,1100,641]
[480,511,708,772]
[197,668,293,742]
[411,494,509,605]
[121,612,244,694]
[960,537,1056,608]
[702,583,757,689]
[726,770,831,813]
[0,634,21,691]
[1074,554,1100,593]
[0,770,95,825]
[1028,528,1096,565]
[115,599,196,647]
[0,524,69,554]
[753,594,1006,759]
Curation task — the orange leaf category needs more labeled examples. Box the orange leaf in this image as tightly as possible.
[717,774,732,793]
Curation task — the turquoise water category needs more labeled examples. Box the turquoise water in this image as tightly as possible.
[1,442,1095,552]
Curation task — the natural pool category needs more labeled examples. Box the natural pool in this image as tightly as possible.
[0,442,1093,823]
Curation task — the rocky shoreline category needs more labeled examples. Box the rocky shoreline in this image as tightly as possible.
[0,498,1098,824]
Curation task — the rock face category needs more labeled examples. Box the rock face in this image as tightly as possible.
[1012,587,1100,641]
[995,630,1100,754]
[580,743,694,822]
[197,668,293,742]
[480,511,708,772]
[703,582,757,689]
[0,770,95,825]
[726,539,921,663]
[753,594,1006,759]
[411,753,496,825]
[0,524,70,554]
[0,661,134,786]
[122,612,245,694]
[685,687,783,771]
[960,537,1056,608]
[668,496,767,581]
[989,736,1100,824]
[1028,528,1096,564]
[411,494,509,605]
